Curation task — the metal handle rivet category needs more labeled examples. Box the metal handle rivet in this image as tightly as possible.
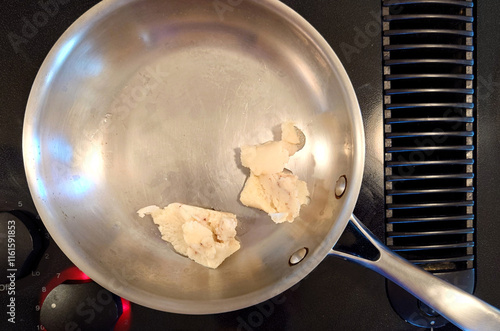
[335,175,347,198]
[289,247,308,266]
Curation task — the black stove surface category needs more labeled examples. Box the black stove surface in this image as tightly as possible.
[1,1,500,330]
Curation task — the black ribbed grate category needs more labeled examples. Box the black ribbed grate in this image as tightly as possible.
[383,1,475,326]
[383,0,474,274]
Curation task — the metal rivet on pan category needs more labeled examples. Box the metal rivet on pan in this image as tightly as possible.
[335,175,347,198]
[289,247,308,266]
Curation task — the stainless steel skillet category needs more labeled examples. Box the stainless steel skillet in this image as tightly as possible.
[22,0,500,329]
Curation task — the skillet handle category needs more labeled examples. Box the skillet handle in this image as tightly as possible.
[329,214,500,331]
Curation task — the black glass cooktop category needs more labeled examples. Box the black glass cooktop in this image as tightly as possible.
[1,1,500,330]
